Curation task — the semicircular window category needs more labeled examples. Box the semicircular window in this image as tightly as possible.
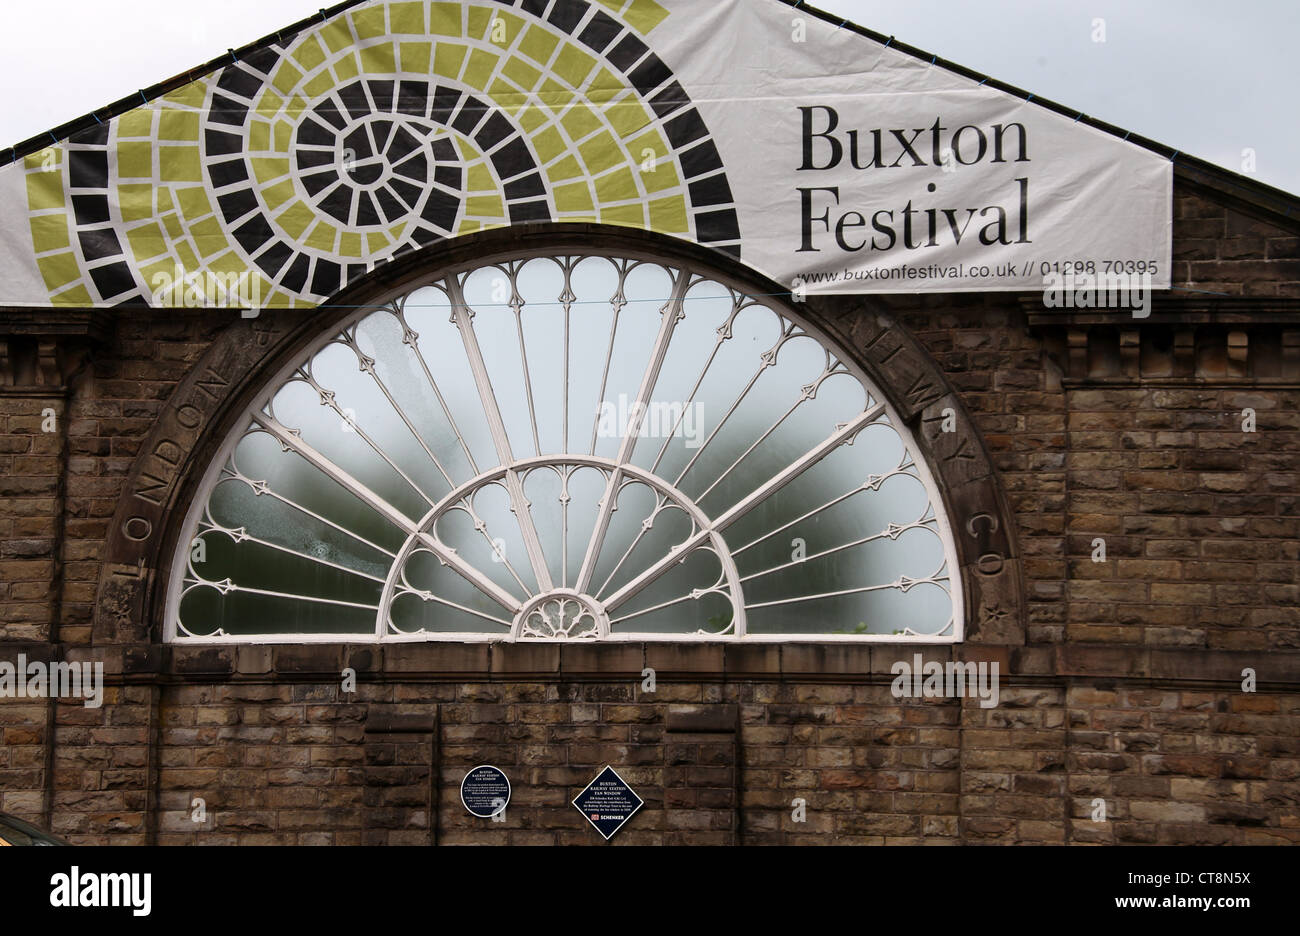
[168,249,963,642]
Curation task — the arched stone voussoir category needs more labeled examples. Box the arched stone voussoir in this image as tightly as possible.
[93,309,312,645]
[93,224,1025,649]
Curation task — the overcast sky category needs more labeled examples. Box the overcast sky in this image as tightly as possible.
[1,0,1295,194]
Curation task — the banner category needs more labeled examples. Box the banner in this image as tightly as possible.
[0,0,1172,307]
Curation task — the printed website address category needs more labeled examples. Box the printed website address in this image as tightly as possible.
[798,258,1161,284]
[800,262,1032,284]
[1113,895,1251,910]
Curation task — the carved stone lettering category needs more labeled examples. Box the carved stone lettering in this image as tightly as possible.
[176,404,203,429]
[153,439,183,467]
[967,513,999,538]
[902,372,942,411]
[194,367,230,401]
[134,472,170,506]
[863,327,906,367]
[976,552,1005,576]
[944,436,975,462]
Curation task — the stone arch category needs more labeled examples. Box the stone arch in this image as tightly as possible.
[93,223,1024,647]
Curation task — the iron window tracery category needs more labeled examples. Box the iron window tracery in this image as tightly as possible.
[167,249,962,642]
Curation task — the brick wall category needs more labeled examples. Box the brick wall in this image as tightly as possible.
[2,175,1299,844]
[29,672,1297,845]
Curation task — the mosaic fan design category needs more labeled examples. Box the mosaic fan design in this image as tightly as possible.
[22,0,742,307]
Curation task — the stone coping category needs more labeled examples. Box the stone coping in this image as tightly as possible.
[3,641,1298,687]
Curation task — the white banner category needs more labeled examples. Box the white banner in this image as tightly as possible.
[670,0,1172,293]
[0,0,1172,306]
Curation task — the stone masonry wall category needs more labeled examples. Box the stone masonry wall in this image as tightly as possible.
[34,673,1299,846]
[2,177,1299,844]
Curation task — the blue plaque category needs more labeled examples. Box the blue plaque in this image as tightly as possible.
[572,765,643,840]
[460,765,510,818]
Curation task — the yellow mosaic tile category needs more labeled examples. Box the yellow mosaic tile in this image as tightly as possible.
[116,142,154,180]
[595,166,638,203]
[118,109,156,139]
[29,214,69,253]
[517,24,560,66]
[275,201,315,239]
[249,121,270,152]
[352,6,388,40]
[359,42,396,75]
[334,52,361,82]
[37,252,81,290]
[190,217,228,258]
[624,0,670,35]
[577,131,623,175]
[118,184,156,222]
[176,187,212,222]
[388,1,426,35]
[293,35,328,72]
[434,42,469,79]
[462,48,499,90]
[158,146,202,183]
[400,41,433,74]
[126,222,167,263]
[553,181,594,212]
[428,2,463,37]
[272,61,304,96]
[551,45,596,88]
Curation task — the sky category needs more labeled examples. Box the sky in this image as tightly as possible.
[0,0,1295,194]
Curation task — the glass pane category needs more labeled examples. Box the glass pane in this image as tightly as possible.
[391,548,511,635]
[401,285,499,472]
[609,546,732,635]
[566,256,623,454]
[170,250,959,642]
[353,307,476,490]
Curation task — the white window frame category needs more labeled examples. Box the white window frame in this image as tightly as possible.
[164,247,964,644]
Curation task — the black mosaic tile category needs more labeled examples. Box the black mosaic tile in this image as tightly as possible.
[255,239,293,277]
[311,258,341,296]
[209,94,249,127]
[421,189,461,230]
[72,194,110,225]
[665,109,708,149]
[233,213,275,254]
[694,208,740,243]
[366,79,395,113]
[217,65,264,100]
[281,253,311,293]
[547,0,587,34]
[474,112,515,151]
[688,173,734,208]
[77,227,121,259]
[68,150,108,189]
[607,33,648,72]
[218,187,260,223]
[207,158,250,188]
[629,54,671,95]
[679,139,723,179]
[88,260,136,299]
[489,137,536,178]
[578,10,621,53]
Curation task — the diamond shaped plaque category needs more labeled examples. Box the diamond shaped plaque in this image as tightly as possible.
[572,765,643,840]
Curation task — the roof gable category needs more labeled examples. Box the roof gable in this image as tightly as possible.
[0,0,1276,308]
